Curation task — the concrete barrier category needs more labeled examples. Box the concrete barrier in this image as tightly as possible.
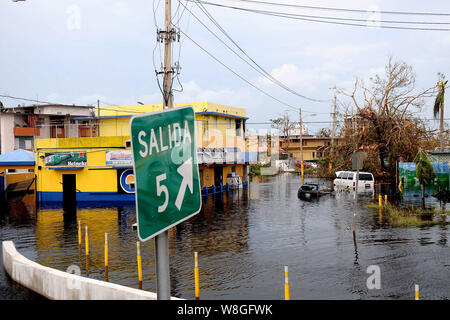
[2,241,182,300]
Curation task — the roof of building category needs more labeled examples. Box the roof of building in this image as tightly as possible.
[0,149,35,166]
[3,104,92,109]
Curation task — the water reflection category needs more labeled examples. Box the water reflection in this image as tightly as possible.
[1,174,449,299]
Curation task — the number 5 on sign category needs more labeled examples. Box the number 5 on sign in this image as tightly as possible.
[156,173,169,213]
[130,106,202,242]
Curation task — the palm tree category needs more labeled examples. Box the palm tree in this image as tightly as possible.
[434,74,448,152]
[415,151,435,209]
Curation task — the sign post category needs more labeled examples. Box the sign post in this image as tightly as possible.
[130,106,202,299]
[352,152,366,233]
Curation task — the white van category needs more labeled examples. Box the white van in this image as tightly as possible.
[333,171,374,192]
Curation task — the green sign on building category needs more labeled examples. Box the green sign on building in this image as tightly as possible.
[45,152,87,166]
[130,106,202,241]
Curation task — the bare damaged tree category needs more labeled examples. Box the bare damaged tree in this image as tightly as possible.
[333,57,437,181]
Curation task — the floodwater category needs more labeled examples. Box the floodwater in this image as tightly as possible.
[1,173,449,300]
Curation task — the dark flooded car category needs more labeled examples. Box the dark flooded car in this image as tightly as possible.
[297,183,321,200]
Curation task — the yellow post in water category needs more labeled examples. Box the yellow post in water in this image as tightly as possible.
[78,221,81,246]
[104,233,108,268]
[384,194,388,205]
[194,252,200,300]
[85,226,89,256]
[284,266,290,300]
[301,161,304,185]
[378,195,382,207]
[137,241,143,288]
[415,284,419,300]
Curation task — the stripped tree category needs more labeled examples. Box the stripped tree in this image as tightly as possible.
[333,57,437,182]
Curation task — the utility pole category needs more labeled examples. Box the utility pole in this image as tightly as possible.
[163,0,173,109]
[97,99,100,137]
[155,0,174,300]
[299,108,304,185]
[330,95,337,173]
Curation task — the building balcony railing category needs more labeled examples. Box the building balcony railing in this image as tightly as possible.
[14,127,40,137]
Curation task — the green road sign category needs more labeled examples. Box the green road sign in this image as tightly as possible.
[130,106,202,241]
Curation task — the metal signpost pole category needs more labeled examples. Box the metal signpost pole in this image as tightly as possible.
[155,230,170,300]
[156,0,173,300]
[353,160,359,233]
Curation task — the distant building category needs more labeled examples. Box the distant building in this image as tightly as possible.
[279,135,338,162]
[245,134,269,164]
[0,104,94,154]
[289,123,308,136]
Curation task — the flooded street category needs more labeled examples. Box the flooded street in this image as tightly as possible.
[1,173,449,300]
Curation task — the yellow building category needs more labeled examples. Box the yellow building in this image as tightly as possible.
[35,102,249,203]
[280,136,337,162]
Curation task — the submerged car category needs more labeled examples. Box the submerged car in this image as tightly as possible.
[297,183,321,200]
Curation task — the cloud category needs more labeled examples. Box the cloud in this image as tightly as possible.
[109,2,131,18]
[257,64,335,93]
[173,80,257,108]
[302,42,388,60]
[438,35,450,46]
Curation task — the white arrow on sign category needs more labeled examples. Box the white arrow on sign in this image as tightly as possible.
[175,157,193,211]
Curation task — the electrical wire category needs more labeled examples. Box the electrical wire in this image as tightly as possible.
[178,0,330,103]
[190,0,450,31]
[179,28,325,114]
[217,0,450,17]
[0,94,87,107]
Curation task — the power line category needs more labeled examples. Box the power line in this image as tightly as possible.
[0,94,91,107]
[218,0,450,17]
[201,3,450,25]
[0,94,148,114]
[191,1,450,31]
[180,0,330,103]
[179,28,324,114]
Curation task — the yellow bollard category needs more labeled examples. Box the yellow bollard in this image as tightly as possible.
[378,195,382,207]
[194,252,200,300]
[104,232,109,281]
[415,284,419,300]
[137,241,143,289]
[301,161,304,185]
[78,221,82,246]
[85,226,89,256]
[384,194,388,205]
[379,207,383,224]
[284,266,290,300]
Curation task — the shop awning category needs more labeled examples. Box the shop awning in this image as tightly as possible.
[0,149,35,166]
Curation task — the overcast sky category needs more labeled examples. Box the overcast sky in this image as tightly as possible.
[1,0,449,134]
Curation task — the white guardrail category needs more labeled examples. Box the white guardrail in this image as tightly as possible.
[2,241,182,300]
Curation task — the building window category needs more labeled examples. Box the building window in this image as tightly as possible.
[227,118,231,129]
[214,116,218,131]
[236,120,241,136]
[15,137,34,150]
[203,121,208,138]
[312,152,315,159]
